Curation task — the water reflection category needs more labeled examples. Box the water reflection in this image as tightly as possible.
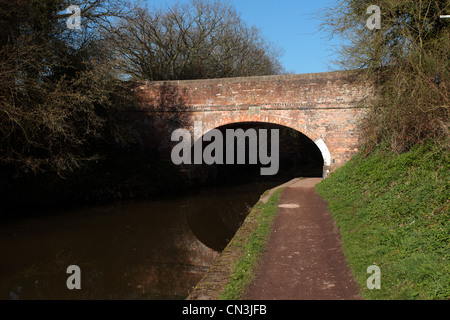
[0,180,281,300]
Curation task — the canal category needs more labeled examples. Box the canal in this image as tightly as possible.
[0,179,287,300]
[0,123,324,300]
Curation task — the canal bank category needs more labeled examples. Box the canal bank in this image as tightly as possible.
[187,178,303,300]
[188,177,361,300]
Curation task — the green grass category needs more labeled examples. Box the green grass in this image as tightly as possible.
[219,188,282,300]
[316,142,449,300]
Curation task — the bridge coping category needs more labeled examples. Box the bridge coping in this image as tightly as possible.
[135,70,356,87]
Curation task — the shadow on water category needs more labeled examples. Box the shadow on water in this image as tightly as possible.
[0,123,324,300]
[0,197,214,300]
[0,180,286,300]
[184,181,284,252]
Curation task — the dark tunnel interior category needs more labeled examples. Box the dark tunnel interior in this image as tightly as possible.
[191,122,324,185]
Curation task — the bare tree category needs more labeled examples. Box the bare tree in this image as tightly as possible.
[0,0,136,176]
[106,0,285,81]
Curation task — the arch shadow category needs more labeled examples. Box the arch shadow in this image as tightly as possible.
[186,121,327,251]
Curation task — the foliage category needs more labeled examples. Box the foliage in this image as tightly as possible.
[320,0,449,152]
[0,0,136,176]
[316,142,449,300]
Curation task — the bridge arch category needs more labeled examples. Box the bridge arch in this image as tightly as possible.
[193,115,332,177]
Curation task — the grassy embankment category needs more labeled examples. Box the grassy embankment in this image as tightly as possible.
[316,142,449,300]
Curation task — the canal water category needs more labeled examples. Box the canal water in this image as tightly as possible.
[0,179,287,300]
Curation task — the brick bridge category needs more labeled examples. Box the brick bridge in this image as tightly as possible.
[129,71,372,176]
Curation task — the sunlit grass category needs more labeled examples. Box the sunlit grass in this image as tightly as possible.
[316,142,449,300]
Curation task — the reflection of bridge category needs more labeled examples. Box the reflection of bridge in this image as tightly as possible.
[129,71,372,175]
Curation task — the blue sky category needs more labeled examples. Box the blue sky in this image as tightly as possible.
[144,0,340,74]
[228,0,339,74]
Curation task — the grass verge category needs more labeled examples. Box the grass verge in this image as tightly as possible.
[219,188,282,300]
[316,142,449,300]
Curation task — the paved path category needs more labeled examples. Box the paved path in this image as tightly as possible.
[245,178,361,300]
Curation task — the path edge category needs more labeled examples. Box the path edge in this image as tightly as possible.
[186,180,298,300]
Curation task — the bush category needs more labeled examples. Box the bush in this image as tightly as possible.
[320,0,449,152]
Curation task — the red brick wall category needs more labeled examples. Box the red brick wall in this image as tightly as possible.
[130,71,372,173]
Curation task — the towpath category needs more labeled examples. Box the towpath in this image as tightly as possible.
[245,178,361,300]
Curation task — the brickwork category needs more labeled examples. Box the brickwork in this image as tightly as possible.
[129,71,372,173]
